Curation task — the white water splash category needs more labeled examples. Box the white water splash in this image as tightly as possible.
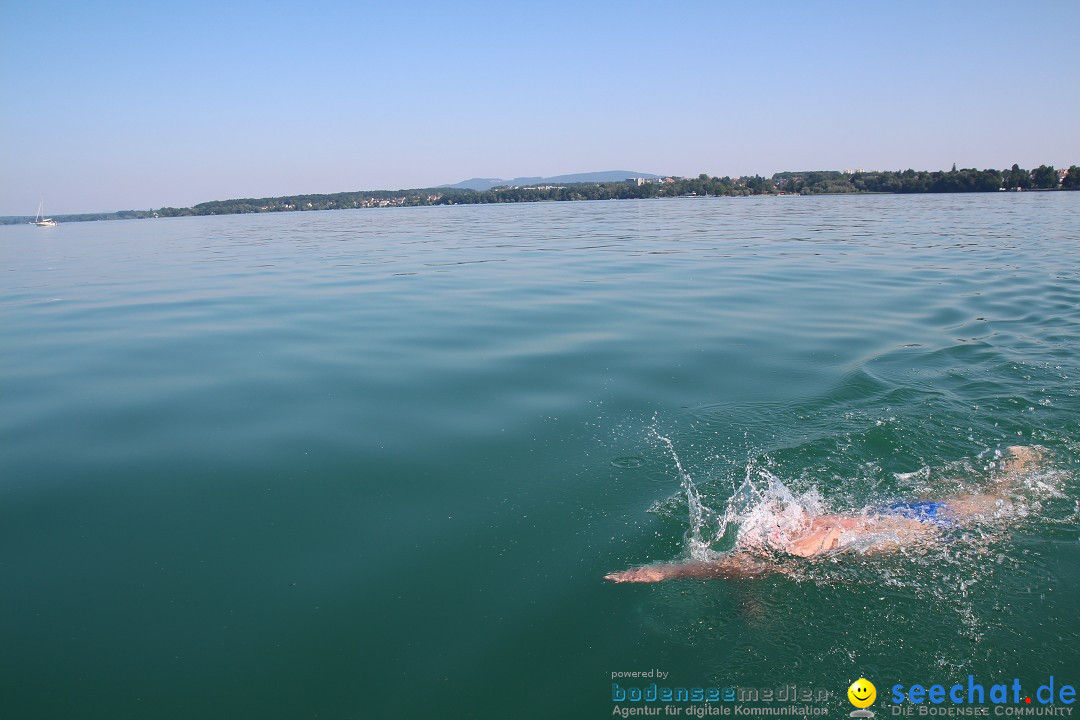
[649,427,825,560]
[649,427,723,560]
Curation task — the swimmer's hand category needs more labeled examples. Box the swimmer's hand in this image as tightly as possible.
[1000,445,1046,475]
[605,555,778,583]
[605,565,674,583]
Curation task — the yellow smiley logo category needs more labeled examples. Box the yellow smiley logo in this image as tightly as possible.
[848,678,876,708]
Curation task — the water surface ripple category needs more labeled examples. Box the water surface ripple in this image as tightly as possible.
[1,193,1078,719]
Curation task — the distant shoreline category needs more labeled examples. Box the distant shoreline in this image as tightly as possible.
[4,165,1076,225]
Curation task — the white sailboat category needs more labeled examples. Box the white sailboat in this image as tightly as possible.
[33,199,57,227]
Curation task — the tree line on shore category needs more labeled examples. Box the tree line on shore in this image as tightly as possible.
[5,164,1078,224]
[774,164,1072,195]
[150,163,1080,215]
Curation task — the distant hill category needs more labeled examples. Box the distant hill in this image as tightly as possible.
[441,171,664,191]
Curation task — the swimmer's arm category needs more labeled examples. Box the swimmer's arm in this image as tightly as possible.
[604,554,778,583]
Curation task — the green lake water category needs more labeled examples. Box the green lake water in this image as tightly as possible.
[2,194,1078,719]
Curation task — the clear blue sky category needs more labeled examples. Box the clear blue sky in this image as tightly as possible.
[2,0,1077,214]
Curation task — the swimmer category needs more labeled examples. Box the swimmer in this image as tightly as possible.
[605,445,1046,583]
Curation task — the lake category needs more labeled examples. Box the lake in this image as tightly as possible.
[2,193,1078,719]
